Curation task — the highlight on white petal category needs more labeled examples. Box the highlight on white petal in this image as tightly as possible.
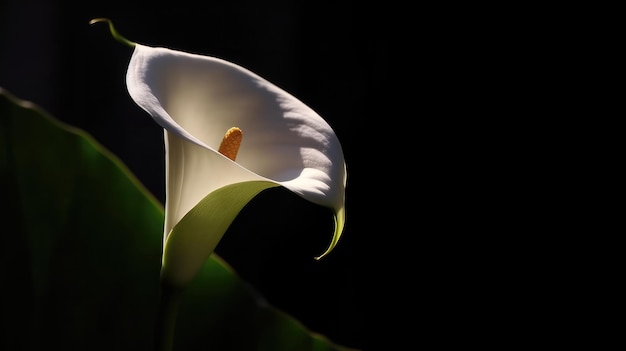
[125,43,347,284]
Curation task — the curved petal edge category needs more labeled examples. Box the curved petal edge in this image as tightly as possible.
[162,180,280,287]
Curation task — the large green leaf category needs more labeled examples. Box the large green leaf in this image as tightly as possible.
[0,87,357,351]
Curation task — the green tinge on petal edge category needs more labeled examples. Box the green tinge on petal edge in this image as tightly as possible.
[162,180,280,288]
[315,207,345,260]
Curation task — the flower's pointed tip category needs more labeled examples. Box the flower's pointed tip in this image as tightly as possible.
[313,207,346,261]
[89,17,136,48]
[313,240,334,261]
[88,17,109,25]
[313,253,327,261]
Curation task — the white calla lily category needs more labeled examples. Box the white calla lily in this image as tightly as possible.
[125,44,347,288]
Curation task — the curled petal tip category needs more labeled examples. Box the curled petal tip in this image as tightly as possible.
[88,17,108,25]
[314,208,345,261]
[89,17,136,48]
[313,249,330,261]
[313,239,335,261]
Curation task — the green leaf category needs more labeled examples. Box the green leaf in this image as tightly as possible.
[0,87,358,351]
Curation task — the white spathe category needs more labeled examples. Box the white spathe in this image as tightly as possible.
[126,44,347,287]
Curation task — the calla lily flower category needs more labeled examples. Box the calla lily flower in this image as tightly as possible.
[125,43,347,288]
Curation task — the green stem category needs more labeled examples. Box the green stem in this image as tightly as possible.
[154,282,184,351]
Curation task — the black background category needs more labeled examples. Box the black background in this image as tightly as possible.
[1,1,390,350]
